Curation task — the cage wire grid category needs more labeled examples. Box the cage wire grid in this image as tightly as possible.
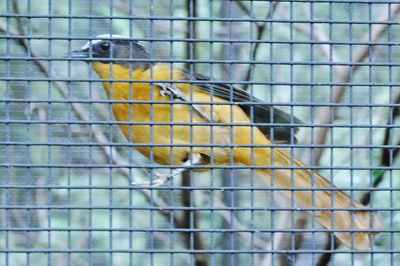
[0,0,399,265]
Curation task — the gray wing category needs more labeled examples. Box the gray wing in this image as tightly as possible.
[182,71,301,143]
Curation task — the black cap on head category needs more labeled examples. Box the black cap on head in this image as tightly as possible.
[66,34,150,69]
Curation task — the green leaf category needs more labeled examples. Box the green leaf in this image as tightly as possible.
[372,169,385,179]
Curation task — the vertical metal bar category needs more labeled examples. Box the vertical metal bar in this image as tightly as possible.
[127,2,134,265]
[148,1,155,265]
[46,0,53,263]
[367,3,373,265]
[268,2,275,265]
[60,0,72,263]
[220,1,241,265]
[309,3,317,264]
[289,2,295,264]
[386,4,394,266]
[348,2,355,260]
[0,1,396,265]
[88,0,94,265]
[208,2,216,265]
[184,1,195,264]
[4,1,11,265]
[25,0,33,264]
[327,2,336,261]
[108,2,114,265]
[167,2,175,265]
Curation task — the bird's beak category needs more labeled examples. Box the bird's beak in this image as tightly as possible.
[64,48,90,59]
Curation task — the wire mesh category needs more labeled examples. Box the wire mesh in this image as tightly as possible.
[0,0,399,265]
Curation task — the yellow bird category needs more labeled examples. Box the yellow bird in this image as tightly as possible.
[67,34,382,249]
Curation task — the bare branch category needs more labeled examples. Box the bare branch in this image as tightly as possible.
[212,196,270,250]
[111,0,186,34]
[154,231,192,263]
[275,4,400,264]
[181,2,208,264]
[359,89,400,206]
[313,4,400,164]
[235,1,280,90]
[314,4,400,265]
[261,197,309,266]
[181,171,207,266]
[234,1,253,20]
[1,21,271,258]
[272,5,341,261]
[276,5,340,68]
[0,20,182,226]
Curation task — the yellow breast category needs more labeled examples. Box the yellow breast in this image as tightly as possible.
[91,62,234,165]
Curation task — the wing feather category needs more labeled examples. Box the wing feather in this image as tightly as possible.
[181,71,301,143]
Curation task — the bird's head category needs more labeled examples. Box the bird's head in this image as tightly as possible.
[66,34,150,69]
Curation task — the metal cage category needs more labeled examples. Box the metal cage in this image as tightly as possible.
[0,1,398,265]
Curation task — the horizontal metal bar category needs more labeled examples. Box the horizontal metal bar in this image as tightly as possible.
[0,185,392,192]
[0,14,397,24]
[1,120,398,129]
[2,98,400,108]
[2,78,400,90]
[0,227,391,233]
[2,141,399,150]
[0,205,389,211]
[0,158,400,170]
[4,56,400,67]
[2,77,400,89]
[0,163,398,171]
[0,248,398,254]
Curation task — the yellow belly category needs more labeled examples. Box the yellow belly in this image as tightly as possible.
[111,90,233,166]
[92,62,259,166]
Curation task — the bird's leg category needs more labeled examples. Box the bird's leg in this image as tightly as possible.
[131,153,203,187]
[155,82,214,122]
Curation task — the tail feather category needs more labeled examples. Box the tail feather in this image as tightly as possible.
[237,147,383,250]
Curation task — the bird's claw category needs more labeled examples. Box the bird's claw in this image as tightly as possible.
[130,153,203,187]
[131,171,176,187]
[158,87,170,97]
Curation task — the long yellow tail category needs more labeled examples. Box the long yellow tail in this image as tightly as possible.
[235,146,383,250]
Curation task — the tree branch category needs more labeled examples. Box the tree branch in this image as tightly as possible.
[276,4,400,265]
[359,90,400,206]
[0,19,185,228]
[111,0,187,34]
[313,4,400,164]
[235,1,279,90]
[313,4,400,266]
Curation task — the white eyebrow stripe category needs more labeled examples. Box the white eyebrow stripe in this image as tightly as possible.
[96,34,130,39]
[80,39,102,50]
[79,34,131,50]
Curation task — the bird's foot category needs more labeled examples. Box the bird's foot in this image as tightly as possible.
[131,168,185,187]
[130,153,203,187]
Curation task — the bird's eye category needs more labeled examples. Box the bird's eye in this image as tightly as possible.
[100,42,110,51]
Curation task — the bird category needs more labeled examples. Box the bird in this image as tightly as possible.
[66,34,382,250]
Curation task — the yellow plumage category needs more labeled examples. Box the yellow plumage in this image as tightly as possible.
[92,62,382,249]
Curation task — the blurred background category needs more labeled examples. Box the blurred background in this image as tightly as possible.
[0,0,399,265]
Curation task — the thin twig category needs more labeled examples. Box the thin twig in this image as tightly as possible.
[312,4,400,266]
[0,20,183,226]
[111,0,187,34]
[0,11,304,258]
[181,2,207,265]
[1,20,194,260]
[235,1,279,90]
[276,9,340,64]
[276,4,400,265]
[182,171,208,266]
[359,90,400,205]
[312,4,400,164]
[212,196,270,250]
